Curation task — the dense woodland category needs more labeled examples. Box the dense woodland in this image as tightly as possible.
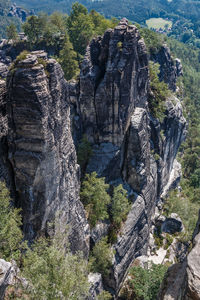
[7,0,200,48]
[0,2,200,300]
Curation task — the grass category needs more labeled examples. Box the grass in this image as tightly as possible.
[146,18,172,30]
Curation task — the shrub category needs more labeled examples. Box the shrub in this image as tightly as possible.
[97,290,112,300]
[80,172,111,227]
[0,181,24,262]
[77,135,93,175]
[111,184,131,229]
[22,233,89,299]
[149,61,170,122]
[90,237,113,279]
[120,264,167,300]
[14,50,30,66]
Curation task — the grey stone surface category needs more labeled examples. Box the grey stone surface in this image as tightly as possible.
[6,51,90,255]
[0,259,19,299]
[79,18,149,145]
[159,210,200,300]
[151,45,182,92]
[88,273,103,300]
[161,214,184,234]
[91,220,110,244]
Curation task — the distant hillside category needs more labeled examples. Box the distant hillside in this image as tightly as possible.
[0,0,21,39]
[13,0,200,47]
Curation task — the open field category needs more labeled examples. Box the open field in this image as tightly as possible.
[146,18,172,30]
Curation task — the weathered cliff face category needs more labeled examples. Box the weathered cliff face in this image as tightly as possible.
[5,51,89,255]
[0,19,186,296]
[79,19,148,145]
[151,45,183,92]
[158,210,200,300]
[75,19,186,294]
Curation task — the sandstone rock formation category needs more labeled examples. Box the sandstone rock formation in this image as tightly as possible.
[0,19,186,296]
[0,259,21,299]
[76,19,186,294]
[158,210,200,300]
[151,45,183,92]
[5,52,89,255]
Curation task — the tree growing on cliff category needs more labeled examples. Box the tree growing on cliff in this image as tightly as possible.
[77,135,93,175]
[58,34,79,80]
[0,181,24,262]
[90,237,113,279]
[80,172,111,227]
[149,61,170,122]
[22,234,90,299]
[120,264,167,300]
[6,23,18,41]
[111,184,131,228]
[67,2,94,56]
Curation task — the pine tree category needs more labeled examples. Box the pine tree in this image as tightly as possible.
[111,184,130,228]
[80,172,111,227]
[0,181,23,262]
[58,34,79,80]
[6,23,18,41]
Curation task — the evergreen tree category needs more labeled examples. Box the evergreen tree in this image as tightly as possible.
[22,233,89,299]
[58,34,79,80]
[111,184,130,228]
[90,237,113,279]
[6,23,18,41]
[67,3,94,56]
[77,135,93,175]
[0,181,23,262]
[80,172,111,227]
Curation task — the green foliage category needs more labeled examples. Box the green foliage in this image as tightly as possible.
[67,3,94,56]
[10,50,29,71]
[22,233,89,299]
[6,23,18,41]
[120,264,167,300]
[77,135,93,174]
[162,37,200,241]
[97,290,112,300]
[80,172,111,227]
[111,184,130,228]
[22,15,42,44]
[90,237,113,279]
[140,28,163,54]
[0,181,24,262]
[164,189,199,241]
[164,234,173,250]
[149,61,170,122]
[58,34,79,80]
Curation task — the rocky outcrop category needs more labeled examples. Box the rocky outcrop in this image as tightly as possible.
[0,19,186,296]
[76,19,186,294]
[79,18,148,145]
[151,45,183,92]
[88,273,103,300]
[8,3,34,22]
[159,210,200,300]
[0,259,21,299]
[5,51,89,255]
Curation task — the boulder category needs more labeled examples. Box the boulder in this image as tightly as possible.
[88,273,103,300]
[161,213,184,234]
